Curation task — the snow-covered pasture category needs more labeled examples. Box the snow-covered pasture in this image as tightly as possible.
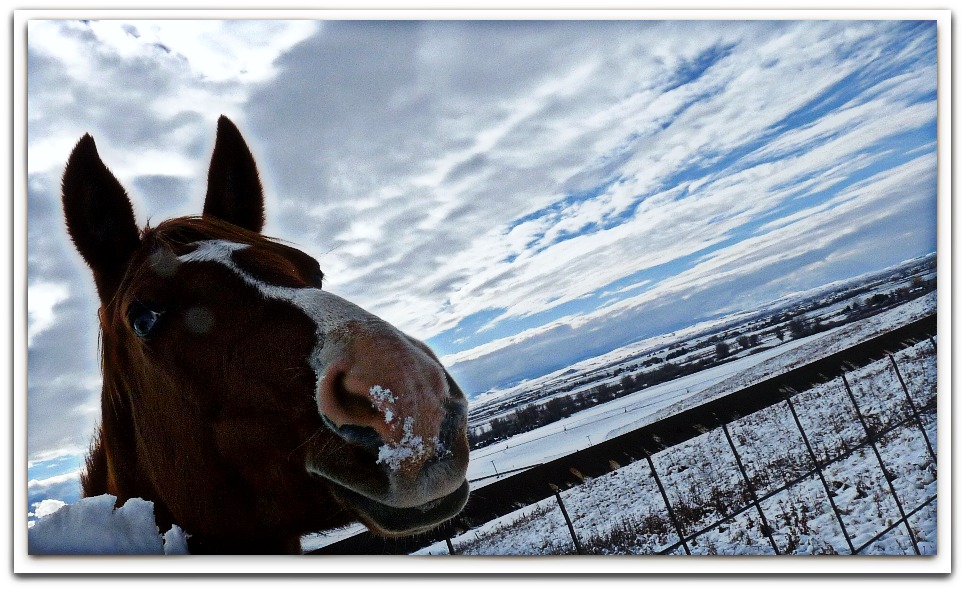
[465,294,937,485]
[416,338,937,555]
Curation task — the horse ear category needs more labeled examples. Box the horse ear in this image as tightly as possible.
[62,134,141,303]
[202,116,265,233]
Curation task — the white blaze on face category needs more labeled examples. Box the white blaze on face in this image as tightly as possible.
[177,240,381,380]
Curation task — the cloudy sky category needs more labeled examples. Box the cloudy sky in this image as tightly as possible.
[25,18,938,499]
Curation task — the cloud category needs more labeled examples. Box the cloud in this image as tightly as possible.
[441,148,937,393]
[25,19,938,467]
[247,20,935,352]
[28,471,83,510]
[27,282,69,347]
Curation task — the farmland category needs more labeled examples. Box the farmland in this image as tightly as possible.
[415,330,936,555]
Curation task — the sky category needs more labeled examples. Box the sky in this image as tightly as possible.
[25,19,938,502]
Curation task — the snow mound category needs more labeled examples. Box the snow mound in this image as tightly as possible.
[28,494,190,555]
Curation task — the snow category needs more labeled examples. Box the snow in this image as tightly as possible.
[31,499,66,520]
[377,416,427,470]
[608,292,937,440]
[466,329,835,484]
[368,385,434,470]
[28,495,190,555]
[301,523,369,553]
[370,384,397,425]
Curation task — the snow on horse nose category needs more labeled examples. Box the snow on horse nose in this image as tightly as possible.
[317,328,449,476]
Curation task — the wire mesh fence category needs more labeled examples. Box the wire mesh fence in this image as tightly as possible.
[439,336,937,556]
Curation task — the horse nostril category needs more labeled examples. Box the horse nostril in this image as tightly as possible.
[319,367,389,453]
[320,415,384,452]
[338,425,383,449]
[322,369,381,422]
[316,338,453,474]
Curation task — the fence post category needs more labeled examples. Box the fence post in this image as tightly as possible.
[643,447,691,555]
[841,374,922,555]
[888,354,937,462]
[445,537,456,555]
[719,420,781,554]
[549,483,585,555]
[784,391,856,554]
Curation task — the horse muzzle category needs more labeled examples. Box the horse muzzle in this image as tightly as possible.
[305,325,470,535]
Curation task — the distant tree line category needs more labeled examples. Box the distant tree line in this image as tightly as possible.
[844,280,934,319]
[469,274,937,450]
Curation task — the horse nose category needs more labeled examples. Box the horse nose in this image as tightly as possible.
[316,330,449,473]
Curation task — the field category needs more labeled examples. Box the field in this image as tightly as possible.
[415,336,937,555]
[464,293,936,486]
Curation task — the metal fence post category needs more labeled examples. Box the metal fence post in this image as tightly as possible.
[549,484,585,554]
[888,354,937,461]
[720,420,781,554]
[841,374,922,555]
[784,391,856,554]
[642,447,691,555]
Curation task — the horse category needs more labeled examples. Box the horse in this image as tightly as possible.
[61,116,470,554]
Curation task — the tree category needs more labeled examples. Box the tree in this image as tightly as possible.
[788,319,808,338]
[716,342,730,359]
[620,374,635,393]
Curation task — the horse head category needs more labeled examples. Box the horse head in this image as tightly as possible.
[61,117,470,553]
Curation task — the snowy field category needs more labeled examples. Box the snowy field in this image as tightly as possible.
[466,294,935,485]
[415,336,937,555]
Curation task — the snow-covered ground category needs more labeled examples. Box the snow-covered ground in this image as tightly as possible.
[466,294,935,485]
[415,336,937,555]
[306,296,937,553]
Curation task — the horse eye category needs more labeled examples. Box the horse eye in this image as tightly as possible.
[128,302,162,338]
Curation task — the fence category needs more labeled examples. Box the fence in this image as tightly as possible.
[312,317,937,555]
[496,339,937,556]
